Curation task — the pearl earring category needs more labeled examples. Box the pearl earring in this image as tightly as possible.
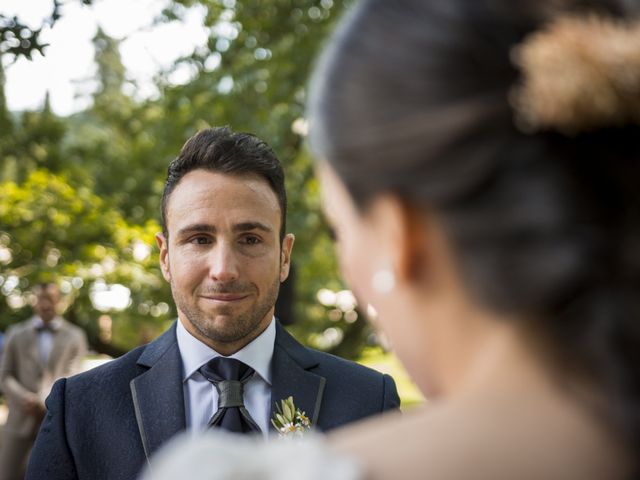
[371,269,395,294]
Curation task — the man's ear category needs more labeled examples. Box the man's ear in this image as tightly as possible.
[279,233,295,282]
[155,232,172,282]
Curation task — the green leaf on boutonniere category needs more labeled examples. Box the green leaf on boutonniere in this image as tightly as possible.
[271,396,311,438]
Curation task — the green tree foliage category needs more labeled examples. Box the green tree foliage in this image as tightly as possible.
[0,61,13,166]
[63,27,167,223]
[0,0,376,359]
[1,93,66,183]
[0,169,170,355]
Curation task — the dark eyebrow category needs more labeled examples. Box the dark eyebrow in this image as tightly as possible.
[233,222,273,233]
[176,224,216,237]
[176,222,272,237]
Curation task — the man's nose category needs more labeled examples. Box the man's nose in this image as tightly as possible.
[207,241,240,282]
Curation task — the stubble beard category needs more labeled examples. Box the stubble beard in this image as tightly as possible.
[173,275,281,346]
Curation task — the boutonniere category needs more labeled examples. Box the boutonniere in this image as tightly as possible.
[271,396,311,438]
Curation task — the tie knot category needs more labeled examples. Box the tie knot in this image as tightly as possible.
[198,357,262,434]
[199,357,254,383]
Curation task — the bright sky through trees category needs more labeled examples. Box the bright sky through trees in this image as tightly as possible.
[2,0,208,115]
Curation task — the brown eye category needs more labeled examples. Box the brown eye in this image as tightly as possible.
[191,236,211,245]
[242,235,261,245]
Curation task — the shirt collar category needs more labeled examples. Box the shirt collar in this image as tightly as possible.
[31,315,63,331]
[176,317,275,385]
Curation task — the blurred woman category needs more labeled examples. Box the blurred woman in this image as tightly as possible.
[308,0,639,478]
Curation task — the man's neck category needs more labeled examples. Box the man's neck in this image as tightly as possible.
[178,314,274,356]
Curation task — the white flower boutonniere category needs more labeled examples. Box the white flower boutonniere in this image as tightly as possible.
[271,396,311,438]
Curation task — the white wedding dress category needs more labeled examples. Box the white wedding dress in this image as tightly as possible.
[140,431,364,480]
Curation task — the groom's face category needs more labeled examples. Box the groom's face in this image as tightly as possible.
[156,168,294,355]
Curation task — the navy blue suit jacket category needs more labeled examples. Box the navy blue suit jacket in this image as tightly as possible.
[26,321,399,479]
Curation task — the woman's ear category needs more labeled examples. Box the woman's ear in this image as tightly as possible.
[367,196,432,286]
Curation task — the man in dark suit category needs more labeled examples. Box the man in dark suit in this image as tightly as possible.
[27,127,399,480]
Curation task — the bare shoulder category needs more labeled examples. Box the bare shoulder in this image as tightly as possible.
[329,398,631,480]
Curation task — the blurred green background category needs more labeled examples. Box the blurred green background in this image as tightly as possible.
[0,0,423,407]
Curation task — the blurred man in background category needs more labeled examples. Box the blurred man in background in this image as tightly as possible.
[0,283,87,480]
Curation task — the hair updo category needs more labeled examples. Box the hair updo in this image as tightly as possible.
[308,0,640,467]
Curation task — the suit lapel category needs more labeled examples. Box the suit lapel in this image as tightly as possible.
[270,322,326,434]
[130,323,186,461]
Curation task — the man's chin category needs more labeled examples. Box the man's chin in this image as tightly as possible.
[202,316,250,342]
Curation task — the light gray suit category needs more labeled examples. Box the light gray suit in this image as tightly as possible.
[0,316,87,480]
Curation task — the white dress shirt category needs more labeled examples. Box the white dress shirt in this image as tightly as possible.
[176,317,275,437]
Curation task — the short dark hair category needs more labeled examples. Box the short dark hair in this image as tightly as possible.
[160,127,287,241]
